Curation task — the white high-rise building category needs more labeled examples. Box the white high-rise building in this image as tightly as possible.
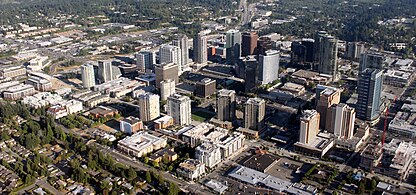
[172,35,189,70]
[259,50,280,85]
[81,63,95,88]
[98,60,113,83]
[160,79,176,101]
[136,50,156,72]
[193,32,208,64]
[167,94,191,126]
[244,98,266,131]
[299,110,320,144]
[331,104,355,139]
[159,45,182,72]
[138,93,160,122]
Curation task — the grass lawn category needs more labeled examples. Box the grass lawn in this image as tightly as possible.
[191,110,215,122]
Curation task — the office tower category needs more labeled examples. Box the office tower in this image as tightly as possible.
[316,87,341,130]
[172,34,189,69]
[242,32,258,57]
[302,39,315,63]
[159,45,182,71]
[225,29,242,65]
[299,110,320,144]
[138,93,160,122]
[167,94,192,126]
[217,89,236,122]
[318,34,339,81]
[193,32,208,64]
[359,52,385,72]
[112,65,121,80]
[291,39,315,65]
[345,42,365,61]
[356,68,383,121]
[328,104,355,139]
[259,50,279,85]
[155,62,179,88]
[160,79,176,101]
[313,31,329,63]
[238,55,258,92]
[81,63,95,88]
[136,50,156,72]
[98,60,113,83]
[257,36,273,55]
[195,78,216,98]
[244,98,266,131]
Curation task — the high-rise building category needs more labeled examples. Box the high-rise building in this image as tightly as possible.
[217,89,236,122]
[242,32,258,57]
[195,78,216,98]
[193,32,208,64]
[98,60,113,83]
[313,31,329,63]
[159,45,182,71]
[317,34,338,81]
[226,30,242,65]
[299,110,320,144]
[155,63,179,88]
[356,68,383,121]
[316,87,341,130]
[160,79,176,101]
[172,34,189,70]
[257,36,273,55]
[291,39,314,65]
[136,50,156,72]
[81,63,95,88]
[359,52,385,72]
[238,55,258,92]
[345,42,365,61]
[328,104,355,139]
[259,50,279,85]
[244,98,266,131]
[138,93,160,122]
[167,94,192,126]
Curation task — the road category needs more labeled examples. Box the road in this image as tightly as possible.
[18,177,63,195]
[238,0,256,28]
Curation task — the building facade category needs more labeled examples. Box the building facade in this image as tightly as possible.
[167,94,192,126]
[138,93,160,122]
[356,68,383,122]
[217,89,236,122]
[193,32,208,64]
[244,98,266,131]
[195,78,216,98]
[259,50,280,85]
[160,79,176,101]
[155,63,179,88]
[242,32,258,57]
[299,110,320,144]
[136,50,156,72]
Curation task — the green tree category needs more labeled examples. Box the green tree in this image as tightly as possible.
[127,167,137,181]
[145,171,152,183]
[168,182,180,195]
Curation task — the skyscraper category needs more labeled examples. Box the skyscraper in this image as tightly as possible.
[345,42,365,61]
[155,62,179,88]
[195,78,216,98]
[138,93,160,122]
[316,87,341,130]
[244,98,266,131]
[299,110,320,144]
[257,36,273,55]
[238,55,258,92]
[167,94,192,126]
[160,79,176,101]
[313,31,329,63]
[226,29,242,65]
[217,89,236,122]
[193,32,208,64]
[359,52,385,72]
[318,34,339,81]
[136,50,156,72]
[159,45,182,71]
[81,63,95,88]
[291,39,314,65]
[172,34,189,70]
[98,60,113,83]
[259,50,279,85]
[356,68,383,122]
[328,104,355,139]
[242,32,258,57]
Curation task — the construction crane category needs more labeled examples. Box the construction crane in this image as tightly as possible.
[381,96,397,152]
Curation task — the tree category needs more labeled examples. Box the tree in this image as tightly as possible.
[145,171,152,183]
[168,182,180,195]
[144,157,149,164]
[358,181,365,194]
[127,167,137,181]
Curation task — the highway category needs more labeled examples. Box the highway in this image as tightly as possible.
[238,0,256,28]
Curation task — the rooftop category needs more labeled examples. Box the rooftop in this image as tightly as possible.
[242,154,279,172]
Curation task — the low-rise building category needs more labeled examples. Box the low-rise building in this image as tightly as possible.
[0,66,26,79]
[89,106,119,118]
[293,132,335,158]
[154,115,174,130]
[27,56,50,71]
[291,69,331,85]
[177,159,206,181]
[85,95,110,108]
[389,104,416,138]
[120,116,143,135]
[62,100,83,114]
[22,92,63,108]
[280,82,306,96]
[195,78,216,98]
[384,69,414,87]
[0,81,20,93]
[3,84,36,100]
[148,147,178,163]
[25,75,52,92]
[195,142,222,168]
[181,123,228,148]
[117,132,167,158]
[47,105,68,119]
